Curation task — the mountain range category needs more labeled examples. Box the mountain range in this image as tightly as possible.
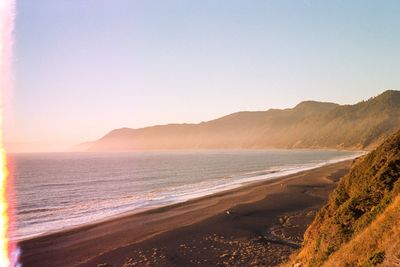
[79,90,400,151]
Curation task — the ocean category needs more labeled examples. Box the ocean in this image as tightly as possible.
[12,149,359,240]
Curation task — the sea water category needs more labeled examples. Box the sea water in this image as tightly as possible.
[12,149,360,240]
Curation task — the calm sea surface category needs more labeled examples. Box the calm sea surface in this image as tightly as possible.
[13,150,359,240]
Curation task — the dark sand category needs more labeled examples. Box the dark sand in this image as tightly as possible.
[19,160,353,267]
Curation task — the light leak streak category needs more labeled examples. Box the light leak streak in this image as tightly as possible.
[0,0,18,266]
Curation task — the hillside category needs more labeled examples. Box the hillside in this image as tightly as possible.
[84,90,400,151]
[286,129,400,266]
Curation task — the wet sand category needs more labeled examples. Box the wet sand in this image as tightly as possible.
[19,160,353,267]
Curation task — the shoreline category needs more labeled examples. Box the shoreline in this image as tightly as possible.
[19,159,354,267]
[15,153,361,242]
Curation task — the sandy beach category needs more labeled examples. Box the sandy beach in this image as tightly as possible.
[19,160,353,267]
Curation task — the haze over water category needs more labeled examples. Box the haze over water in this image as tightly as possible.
[13,149,358,240]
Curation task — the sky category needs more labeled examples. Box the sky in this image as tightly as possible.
[7,0,400,152]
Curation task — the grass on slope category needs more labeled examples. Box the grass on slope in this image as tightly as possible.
[324,195,400,266]
[286,130,400,266]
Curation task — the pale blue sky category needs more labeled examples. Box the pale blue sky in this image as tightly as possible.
[9,0,400,151]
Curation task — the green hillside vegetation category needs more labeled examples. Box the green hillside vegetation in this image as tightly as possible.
[286,129,400,266]
[86,90,400,151]
[323,195,400,267]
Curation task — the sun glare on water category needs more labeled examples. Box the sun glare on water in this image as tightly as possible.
[0,0,18,266]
